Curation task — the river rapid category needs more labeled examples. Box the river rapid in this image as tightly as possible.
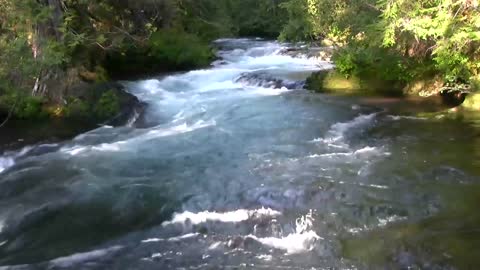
[0,39,480,269]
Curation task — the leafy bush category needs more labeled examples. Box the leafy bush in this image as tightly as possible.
[148,30,213,69]
[64,89,120,121]
[0,93,47,119]
[281,0,480,90]
[64,98,90,119]
[333,45,412,83]
[93,90,120,119]
[105,30,214,78]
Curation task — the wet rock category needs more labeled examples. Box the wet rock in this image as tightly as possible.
[0,83,146,152]
[197,226,208,235]
[305,70,404,96]
[279,46,335,62]
[235,72,305,90]
[227,236,244,249]
[243,236,264,250]
[439,89,468,107]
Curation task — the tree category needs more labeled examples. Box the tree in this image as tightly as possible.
[280,0,480,90]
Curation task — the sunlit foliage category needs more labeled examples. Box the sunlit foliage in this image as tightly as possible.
[281,0,480,88]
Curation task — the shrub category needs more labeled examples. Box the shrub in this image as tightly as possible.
[148,30,213,69]
[64,98,90,119]
[332,45,413,83]
[0,93,47,119]
[93,90,120,119]
[105,30,214,78]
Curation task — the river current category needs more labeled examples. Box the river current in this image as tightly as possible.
[0,39,480,269]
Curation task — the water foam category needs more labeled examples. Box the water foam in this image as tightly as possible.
[248,231,321,254]
[251,86,291,96]
[248,210,321,254]
[142,233,199,243]
[48,246,124,268]
[387,115,428,121]
[61,120,216,156]
[162,208,281,227]
[312,113,377,146]
[0,146,36,174]
[146,120,216,138]
[0,157,14,173]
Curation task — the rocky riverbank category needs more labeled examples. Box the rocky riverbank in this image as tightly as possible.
[0,83,145,153]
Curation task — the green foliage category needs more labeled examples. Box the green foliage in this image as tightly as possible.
[94,90,120,119]
[280,0,379,42]
[0,92,47,119]
[177,0,234,40]
[105,29,214,77]
[64,98,90,119]
[64,89,120,120]
[226,0,289,38]
[333,50,357,77]
[377,0,480,84]
[278,0,314,41]
[281,0,480,91]
[333,45,412,83]
[94,66,109,83]
[149,30,213,68]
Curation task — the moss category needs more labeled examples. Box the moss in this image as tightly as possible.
[403,76,444,97]
[93,90,120,119]
[64,98,90,119]
[306,70,361,93]
[0,94,48,120]
[63,89,120,121]
[306,70,402,96]
[462,93,480,111]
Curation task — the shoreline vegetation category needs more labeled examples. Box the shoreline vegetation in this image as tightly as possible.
[0,0,479,150]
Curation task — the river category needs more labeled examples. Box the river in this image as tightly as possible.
[0,39,480,269]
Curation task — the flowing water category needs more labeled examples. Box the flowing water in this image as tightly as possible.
[1,39,480,269]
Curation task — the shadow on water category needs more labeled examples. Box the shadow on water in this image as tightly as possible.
[343,185,480,269]
[342,111,480,270]
[0,184,177,265]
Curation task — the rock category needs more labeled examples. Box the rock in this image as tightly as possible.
[235,72,305,89]
[65,82,146,126]
[305,70,361,93]
[439,89,468,108]
[279,46,335,62]
[305,69,404,96]
[0,83,146,152]
[403,76,444,97]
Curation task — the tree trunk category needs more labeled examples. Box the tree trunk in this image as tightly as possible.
[48,0,64,41]
[31,0,64,97]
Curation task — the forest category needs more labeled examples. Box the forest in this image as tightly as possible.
[0,0,479,122]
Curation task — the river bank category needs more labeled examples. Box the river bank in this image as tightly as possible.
[0,82,146,153]
[2,40,477,154]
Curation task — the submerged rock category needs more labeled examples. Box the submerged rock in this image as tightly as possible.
[279,46,335,62]
[235,72,305,89]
